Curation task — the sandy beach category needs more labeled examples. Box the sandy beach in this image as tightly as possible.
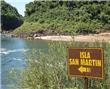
[34,33,110,42]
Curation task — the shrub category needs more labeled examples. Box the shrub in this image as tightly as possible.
[16,41,110,89]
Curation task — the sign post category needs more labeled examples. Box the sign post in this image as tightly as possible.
[84,77,88,89]
[67,48,104,89]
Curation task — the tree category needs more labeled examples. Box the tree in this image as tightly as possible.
[1,1,23,31]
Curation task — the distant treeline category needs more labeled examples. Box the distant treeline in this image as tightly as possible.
[15,1,110,35]
[1,1,110,34]
[1,1,23,31]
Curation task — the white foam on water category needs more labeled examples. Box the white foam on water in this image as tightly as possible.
[0,48,7,51]
[0,48,29,55]
[0,48,7,54]
[13,58,23,61]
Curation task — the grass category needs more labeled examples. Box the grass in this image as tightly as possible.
[13,41,110,89]
[13,22,47,34]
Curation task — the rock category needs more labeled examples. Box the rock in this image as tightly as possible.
[27,37,33,40]
[33,34,38,38]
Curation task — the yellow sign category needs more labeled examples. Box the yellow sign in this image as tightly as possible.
[78,66,91,73]
[69,58,101,67]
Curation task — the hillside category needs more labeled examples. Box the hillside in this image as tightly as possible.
[14,1,110,35]
[1,1,23,31]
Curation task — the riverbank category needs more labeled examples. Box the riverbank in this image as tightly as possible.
[1,31,110,42]
[13,32,110,42]
[33,33,110,42]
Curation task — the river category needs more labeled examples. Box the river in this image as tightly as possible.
[1,34,49,89]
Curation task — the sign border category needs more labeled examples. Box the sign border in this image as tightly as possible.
[67,48,104,79]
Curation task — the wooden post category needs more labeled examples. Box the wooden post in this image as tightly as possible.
[84,77,88,89]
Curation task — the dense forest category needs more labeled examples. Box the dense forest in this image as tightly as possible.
[1,1,110,35]
[14,1,110,35]
[1,1,23,31]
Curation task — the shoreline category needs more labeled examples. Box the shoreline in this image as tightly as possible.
[28,33,110,42]
[1,32,110,42]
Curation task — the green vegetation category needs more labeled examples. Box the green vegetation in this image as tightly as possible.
[1,1,23,31]
[15,41,110,89]
[14,1,110,35]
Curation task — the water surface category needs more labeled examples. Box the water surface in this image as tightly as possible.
[1,35,48,89]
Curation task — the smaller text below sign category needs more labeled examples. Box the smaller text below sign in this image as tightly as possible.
[67,48,104,79]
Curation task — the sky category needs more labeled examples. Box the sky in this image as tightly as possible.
[5,0,34,16]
